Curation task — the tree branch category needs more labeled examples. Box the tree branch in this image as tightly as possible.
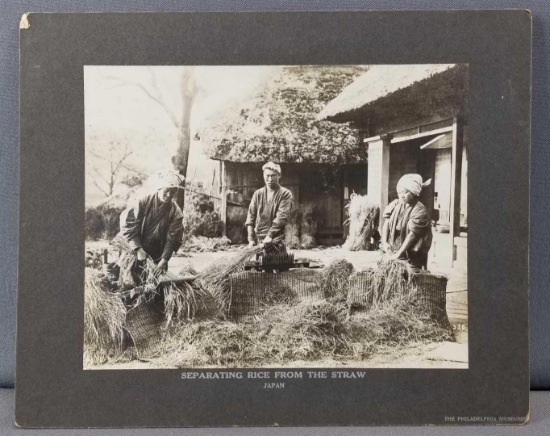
[105,75,180,129]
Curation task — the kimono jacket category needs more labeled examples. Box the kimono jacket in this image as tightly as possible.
[245,186,293,244]
[383,199,433,268]
[118,192,184,263]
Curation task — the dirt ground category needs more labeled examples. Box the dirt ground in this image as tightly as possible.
[86,241,468,370]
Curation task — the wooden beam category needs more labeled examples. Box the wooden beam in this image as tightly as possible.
[420,133,452,150]
[391,125,454,144]
[449,117,464,265]
[363,124,453,144]
[220,161,228,237]
[366,135,391,230]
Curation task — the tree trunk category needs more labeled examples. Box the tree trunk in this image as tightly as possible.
[171,68,197,209]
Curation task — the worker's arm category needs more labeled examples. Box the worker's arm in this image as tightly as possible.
[380,200,397,252]
[381,219,390,252]
[266,190,293,240]
[391,231,420,260]
[160,205,184,262]
[155,206,184,277]
[390,203,430,260]
[119,197,147,255]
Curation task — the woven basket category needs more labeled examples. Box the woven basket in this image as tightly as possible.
[125,297,165,356]
[413,272,452,331]
[229,269,323,321]
[347,270,376,309]
[347,269,452,331]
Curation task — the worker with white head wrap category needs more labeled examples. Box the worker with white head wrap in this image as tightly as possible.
[245,162,293,252]
[381,173,433,270]
[116,170,185,285]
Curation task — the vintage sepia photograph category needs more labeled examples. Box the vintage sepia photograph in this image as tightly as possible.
[84,64,469,370]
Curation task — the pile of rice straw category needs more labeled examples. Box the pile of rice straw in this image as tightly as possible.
[320,258,355,299]
[344,194,379,251]
[86,239,450,367]
[157,295,451,367]
[84,268,126,364]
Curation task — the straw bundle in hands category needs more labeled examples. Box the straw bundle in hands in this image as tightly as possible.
[347,255,417,311]
[111,237,212,326]
[370,256,417,307]
[111,236,160,292]
[344,194,379,251]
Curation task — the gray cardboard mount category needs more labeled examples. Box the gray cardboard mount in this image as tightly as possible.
[17,11,530,428]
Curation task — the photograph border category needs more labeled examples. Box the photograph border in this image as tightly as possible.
[17,11,530,427]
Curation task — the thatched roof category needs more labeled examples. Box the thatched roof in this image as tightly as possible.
[199,66,370,164]
[318,64,457,123]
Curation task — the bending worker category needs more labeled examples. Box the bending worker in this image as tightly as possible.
[245,162,293,253]
[116,171,185,285]
[381,173,433,270]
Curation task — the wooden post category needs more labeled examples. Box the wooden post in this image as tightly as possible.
[450,117,464,265]
[367,135,391,230]
[220,161,227,237]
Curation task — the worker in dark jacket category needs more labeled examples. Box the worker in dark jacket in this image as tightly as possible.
[381,173,433,270]
[116,171,185,286]
[245,162,293,253]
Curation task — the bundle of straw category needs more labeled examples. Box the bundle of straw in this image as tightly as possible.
[195,245,263,313]
[284,205,301,249]
[162,281,209,328]
[111,237,211,326]
[84,268,126,355]
[299,202,317,249]
[370,256,417,307]
[111,236,160,294]
[344,194,380,251]
[320,258,355,299]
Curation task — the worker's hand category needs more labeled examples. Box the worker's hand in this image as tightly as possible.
[388,252,401,261]
[155,259,168,277]
[248,240,257,247]
[263,235,273,244]
[136,248,147,261]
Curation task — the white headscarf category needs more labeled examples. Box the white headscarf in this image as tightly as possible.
[396,174,432,197]
[262,162,281,175]
[154,171,185,190]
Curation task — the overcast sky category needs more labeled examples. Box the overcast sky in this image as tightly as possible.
[84,65,279,203]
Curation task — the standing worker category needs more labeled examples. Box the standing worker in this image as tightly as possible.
[245,162,293,253]
[381,173,433,270]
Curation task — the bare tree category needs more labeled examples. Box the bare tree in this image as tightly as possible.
[104,67,198,208]
[86,139,134,197]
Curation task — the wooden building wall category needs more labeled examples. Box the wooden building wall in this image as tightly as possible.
[221,162,367,245]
